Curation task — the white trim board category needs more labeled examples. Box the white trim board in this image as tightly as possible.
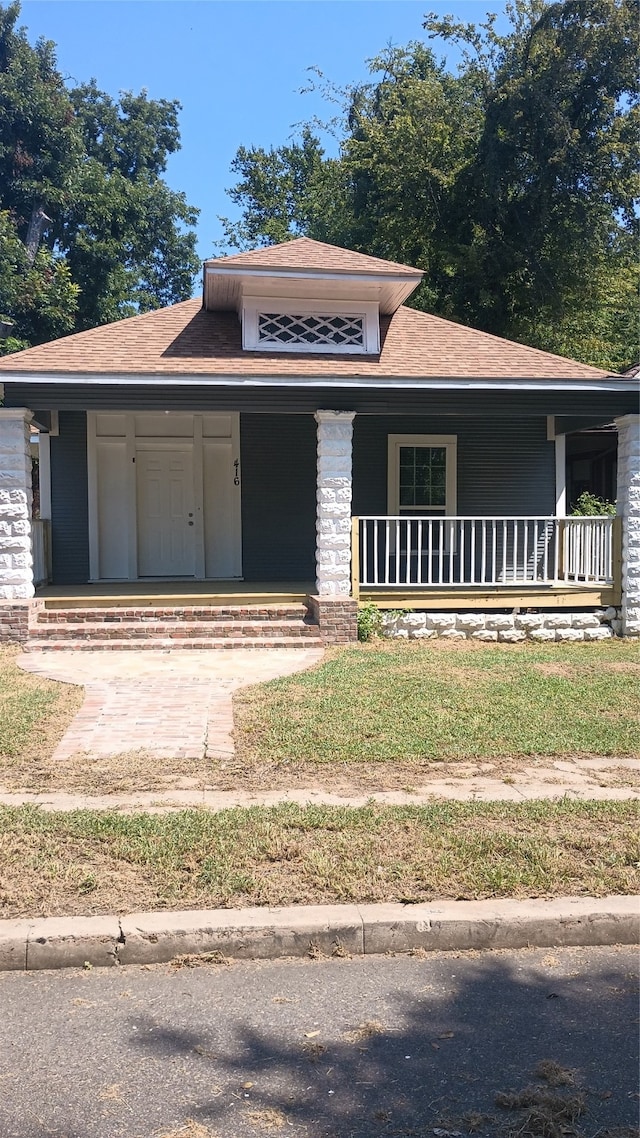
[387,434,458,516]
[1,374,630,392]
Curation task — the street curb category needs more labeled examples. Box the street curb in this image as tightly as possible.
[0,896,637,971]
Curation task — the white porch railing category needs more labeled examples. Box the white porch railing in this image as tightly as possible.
[355,516,616,589]
[31,518,51,587]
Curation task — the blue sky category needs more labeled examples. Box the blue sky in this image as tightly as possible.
[19,1,509,262]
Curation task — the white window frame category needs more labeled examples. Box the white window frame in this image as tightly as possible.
[242,296,380,354]
[387,434,457,516]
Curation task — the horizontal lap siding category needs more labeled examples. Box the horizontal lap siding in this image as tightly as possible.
[240,414,316,581]
[2,383,636,419]
[50,411,89,583]
[353,416,555,516]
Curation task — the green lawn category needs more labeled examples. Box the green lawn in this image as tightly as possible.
[234,640,640,767]
[0,800,637,919]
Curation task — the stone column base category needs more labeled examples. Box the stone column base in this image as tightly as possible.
[306,595,358,645]
[0,600,32,643]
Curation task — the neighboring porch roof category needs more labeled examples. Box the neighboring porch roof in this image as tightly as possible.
[0,299,616,382]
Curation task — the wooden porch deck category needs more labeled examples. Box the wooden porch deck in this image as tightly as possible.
[358,584,620,609]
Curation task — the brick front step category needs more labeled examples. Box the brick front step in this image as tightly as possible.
[36,604,311,624]
[24,636,324,652]
[28,619,319,642]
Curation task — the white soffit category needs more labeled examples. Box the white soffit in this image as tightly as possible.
[203,266,421,315]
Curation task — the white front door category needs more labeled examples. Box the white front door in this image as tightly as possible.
[136,447,196,576]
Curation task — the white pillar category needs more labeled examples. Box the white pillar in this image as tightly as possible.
[315,410,356,596]
[0,408,34,599]
[615,414,640,636]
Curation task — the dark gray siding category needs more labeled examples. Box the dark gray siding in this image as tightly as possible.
[353,416,555,516]
[50,411,89,584]
[241,414,316,581]
[3,382,636,420]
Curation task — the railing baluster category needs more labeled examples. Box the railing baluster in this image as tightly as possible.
[427,518,433,585]
[438,518,444,585]
[470,520,476,584]
[417,519,423,586]
[405,519,411,585]
[480,519,487,584]
[459,519,465,584]
[523,520,529,583]
[539,521,546,582]
[491,521,497,585]
[514,520,519,582]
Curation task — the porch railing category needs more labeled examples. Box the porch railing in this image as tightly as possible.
[31,518,51,587]
[354,516,617,590]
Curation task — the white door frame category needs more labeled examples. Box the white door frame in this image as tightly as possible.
[87,411,242,581]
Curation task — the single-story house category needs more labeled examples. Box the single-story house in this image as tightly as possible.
[0,238,637,646]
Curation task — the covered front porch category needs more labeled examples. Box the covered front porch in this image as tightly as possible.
[1,402,638,644]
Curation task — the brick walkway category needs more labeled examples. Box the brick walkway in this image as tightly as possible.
[19,648,324,761]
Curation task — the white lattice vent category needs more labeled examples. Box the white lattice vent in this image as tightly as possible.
[258,312,365,347]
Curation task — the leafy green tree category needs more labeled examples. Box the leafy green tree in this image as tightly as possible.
[0,210,79,350]
[0,1,199,352]
[221,0,639,370]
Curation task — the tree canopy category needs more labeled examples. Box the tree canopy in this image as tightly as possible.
[0,1,199,353]
[220,0,639,371]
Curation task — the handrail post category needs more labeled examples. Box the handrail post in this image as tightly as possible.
[612,515,622,602]
[351,516,360,600]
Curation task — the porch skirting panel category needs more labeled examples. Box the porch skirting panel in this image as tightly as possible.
[382,608,619,642]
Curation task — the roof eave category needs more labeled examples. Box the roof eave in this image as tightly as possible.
[0,373,628,391]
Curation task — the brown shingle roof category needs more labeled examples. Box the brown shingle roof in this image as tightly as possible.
[205,237,423,278]
[0,299,612,381]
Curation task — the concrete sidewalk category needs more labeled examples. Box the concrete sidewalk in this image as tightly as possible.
[1,895,637,972]
[1,754,639,813]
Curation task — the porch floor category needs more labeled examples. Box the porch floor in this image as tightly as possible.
[358,584,620,609]
[36,581,315,609]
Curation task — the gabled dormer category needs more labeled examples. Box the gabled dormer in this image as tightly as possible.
[203,237,423,355]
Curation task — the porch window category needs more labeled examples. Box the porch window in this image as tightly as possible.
[388,435,457,515]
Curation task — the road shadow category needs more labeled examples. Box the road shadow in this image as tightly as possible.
[128,949,639,1137]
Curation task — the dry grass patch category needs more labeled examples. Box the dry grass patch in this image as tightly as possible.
[0,647,83,768]
[155,1123,218,1138]
[245,1107,287,1131]
[343,1019,385,1044]
[0,747,221,795]
[0,800,637,919]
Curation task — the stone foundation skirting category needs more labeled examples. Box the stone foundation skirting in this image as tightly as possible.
[382,608,620,642]
[306,595,358,644]
[0,600,32,643]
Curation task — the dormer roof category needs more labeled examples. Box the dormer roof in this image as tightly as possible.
[203,237,424,315]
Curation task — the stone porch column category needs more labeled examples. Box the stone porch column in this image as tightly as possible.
[314,410,356,596]
[615,414,640,637]
[0,407,34,599]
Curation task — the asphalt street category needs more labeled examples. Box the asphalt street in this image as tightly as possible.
[0,944,637,1138]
